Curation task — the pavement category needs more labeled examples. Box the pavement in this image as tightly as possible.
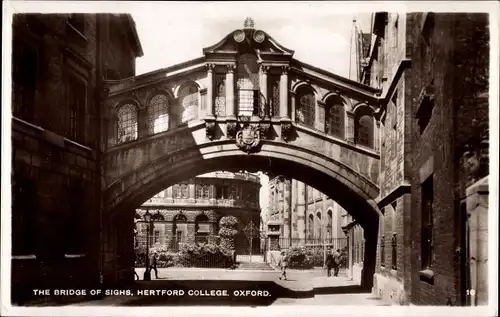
[65,267,386,306]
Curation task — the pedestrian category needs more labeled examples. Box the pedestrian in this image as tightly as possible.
[332,249,341,277]
[132,258,139,281]
[151,251,159,279]
[325,249,334,277]
[278,251,288,280]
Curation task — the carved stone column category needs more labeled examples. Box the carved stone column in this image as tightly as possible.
[280,66,290,119]
[317,100,326,132]
[261,65,269,118]
[297,181,306,245]
[206,63,215,118]
[225,64,236,119]
[346,111,355,143]
[283,178,291,240]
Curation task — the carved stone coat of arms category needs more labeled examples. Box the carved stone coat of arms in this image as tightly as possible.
[236,124,261,153]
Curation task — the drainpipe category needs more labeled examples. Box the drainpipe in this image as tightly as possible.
[94,13,104,291]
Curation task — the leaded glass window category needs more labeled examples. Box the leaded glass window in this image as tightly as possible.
[295,86,315,128]
[229,185,237,199]
[268,75,280,117]
[355,114,374,148]
[203,185,210,199]
[196,184,203,198]
[180,183,188,198]
[117,104,138,143]
[179,84,198,124]
[172,185,180,198]
[325,96,345,138]
[148,94,169,134]
[236,54,259,116]
[214,74,226,116]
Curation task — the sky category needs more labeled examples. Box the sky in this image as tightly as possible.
[130,3,372,218]
[133,2,372,77]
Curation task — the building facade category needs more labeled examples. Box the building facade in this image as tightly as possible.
[11,13,142,304]
[134,171,261,254]
[360,12,490,306]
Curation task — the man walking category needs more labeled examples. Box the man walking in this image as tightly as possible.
[332,249,341,277]
[325,249,334,277]
[151,251,159,279]
[278,251,288,281]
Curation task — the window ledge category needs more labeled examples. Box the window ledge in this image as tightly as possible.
[12,254,37,260]
[64,254,86,259]
[419,269,435,284]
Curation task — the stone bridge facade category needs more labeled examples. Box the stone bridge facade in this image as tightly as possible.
[101,21,386,287]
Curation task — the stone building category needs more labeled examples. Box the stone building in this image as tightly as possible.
[134,171,261,254]
[360,12,490,306]
[10,13,142,304]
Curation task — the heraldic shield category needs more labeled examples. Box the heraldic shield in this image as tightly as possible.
[236,124,261,153]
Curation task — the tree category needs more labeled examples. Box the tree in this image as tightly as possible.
[218,216,238,253]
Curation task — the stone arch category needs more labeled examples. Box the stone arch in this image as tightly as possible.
[291,81,319,97]
[294,83,317,128]
[353,104,375,149]
[105,139,380,288]
[174,80,201,99]
[321,92,352,109]
[323,93,347,139]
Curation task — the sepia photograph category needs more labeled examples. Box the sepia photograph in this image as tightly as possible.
[1,1,498,316]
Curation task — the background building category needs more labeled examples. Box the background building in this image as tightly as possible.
[359,12,490,306]
[134,171,261,254]
[11,14,143,304]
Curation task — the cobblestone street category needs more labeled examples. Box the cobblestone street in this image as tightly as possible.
[68,267,385,306]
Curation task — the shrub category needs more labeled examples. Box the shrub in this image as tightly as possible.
[176,242,233,268]
[219,216,238,252]
[305,247,325,267]
[284,246,314,269]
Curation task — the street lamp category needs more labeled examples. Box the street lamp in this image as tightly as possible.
[143,211,151,281]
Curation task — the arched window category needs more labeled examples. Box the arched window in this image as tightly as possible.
[179,84,198,124]
[325,95,345,138]
[295,86,315,128]
[355,109,374,148]
[148,94,169,134]
[214,74,226,116]
[236,54,259,116]
[308,214,314,242]
[117,104,138,143]
[316,212,322,241]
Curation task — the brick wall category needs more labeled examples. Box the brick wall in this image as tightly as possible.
[408,13,489,306]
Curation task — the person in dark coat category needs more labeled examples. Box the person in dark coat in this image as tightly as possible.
[151,252,159,279]
[332,249,341,277]
[325,250,334,277]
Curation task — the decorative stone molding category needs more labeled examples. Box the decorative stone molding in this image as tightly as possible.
[233,29,246,42]
[206,63,216,72]
[205,120,216,140]
[226,120,238,139]
[236,122,261,154]
[261,65,270,74]
[259,120,271,140]
[253,30,265,43]
[281,121,293,142]
[131,89,148,109]
[226,64,236,73]
[281,65,290,75]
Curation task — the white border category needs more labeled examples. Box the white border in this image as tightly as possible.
[1,1,499,316]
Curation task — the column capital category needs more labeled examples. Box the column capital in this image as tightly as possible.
[261,65,271,74]
[317,100,326,107]
[206,63,216,72]
[226,64,236,73]
[281,65,290,75]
